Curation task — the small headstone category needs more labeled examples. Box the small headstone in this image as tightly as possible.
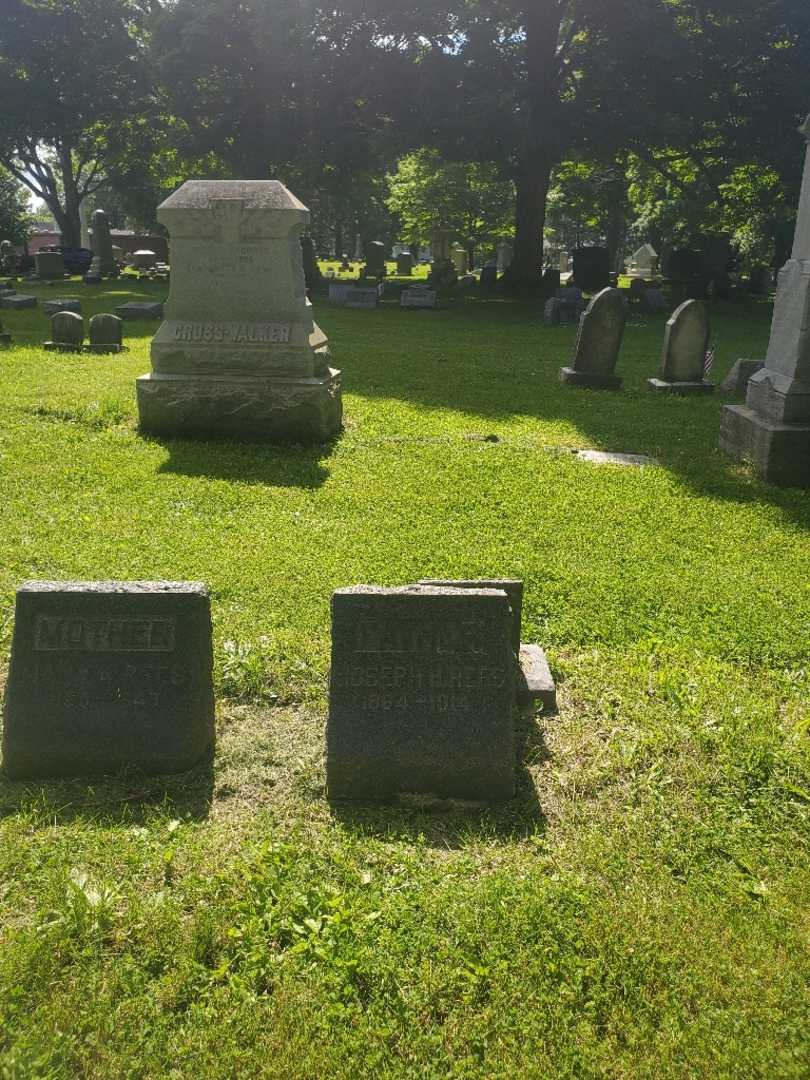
[641,287,668,312]
[557,285,584,323]
[396,252,414,276]
[1,294,36,309]
[544,297,561,326]
[2,581,215,779]
[300,236,322,289]
[133,249,158,269]
[327,585,516,801]
[364,241,386,278]
[34,251,65,280]
[115,301,164,320]
[719,358,764,395]
[90,209,116,276]
[451,243,468,275]
[43,298,82,317]
[560,287,626,390]
[344,286,379,309]
[44,311,84,352]
[647,299,714,395]
[400,286,437,309]
[88,313,126,354]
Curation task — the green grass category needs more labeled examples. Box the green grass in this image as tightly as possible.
[0,279,808,1079]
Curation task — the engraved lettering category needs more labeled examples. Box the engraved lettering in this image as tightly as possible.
[34,615,176,652]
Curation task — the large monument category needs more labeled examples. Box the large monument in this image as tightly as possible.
[136,180,342,442]
[719,116,810,487]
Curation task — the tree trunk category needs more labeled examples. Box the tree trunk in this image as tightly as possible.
[507,3,562,291]
[56,141,82,247]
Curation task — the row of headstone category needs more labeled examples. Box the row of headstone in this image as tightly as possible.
[44,311,126,353]
[560,288,714,394]
[2,577,555,802]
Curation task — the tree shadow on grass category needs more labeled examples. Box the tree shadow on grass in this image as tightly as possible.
[327,706,549,849]
[154,435,337,488]
[0,753,214,826]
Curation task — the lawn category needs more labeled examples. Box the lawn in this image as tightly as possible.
[0,279,808,1079]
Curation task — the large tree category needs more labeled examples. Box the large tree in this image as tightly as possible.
[0,0,153,246]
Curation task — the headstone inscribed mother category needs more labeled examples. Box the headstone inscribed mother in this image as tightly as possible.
[560,287,626,390]
[647,299,714,395]
[136,180,342,442]
[2,581,215,778]
[327,585,515,801]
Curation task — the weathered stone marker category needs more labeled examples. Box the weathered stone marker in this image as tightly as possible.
[44,311,84,353]
[560,287,626,390]
[647,299,714,395]
[88,313,126,354]
[90,209,116,276]
[115,301,163,320]
[720,115,810,487]
[2,581,215,779]
[43,298,82,317]
[396,252,414,276]
[34,251,65,279]
[327,585,515,801]
[136,180,342,442]
[0,309,11,345]
[400,286,437,309]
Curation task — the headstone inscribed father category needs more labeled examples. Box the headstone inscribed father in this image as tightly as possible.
[2,581,215,779]
[560,287,626,390]
[327,585,515,801]
[136,180,342,442]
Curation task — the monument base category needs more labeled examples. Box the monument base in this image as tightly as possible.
[647,377,714,396]
[136,368,342,442]
[719,405,810,488]
[560,366,622,390]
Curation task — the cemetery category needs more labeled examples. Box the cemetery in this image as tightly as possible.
[0,3,808,1078]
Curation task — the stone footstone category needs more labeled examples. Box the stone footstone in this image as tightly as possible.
[517,644,556,711]
[327,585,516,802]
[720,358,764,394]
[719,406,810,487]
[137,180,341,442]
[1,294,36,309]
[115,301,164,320]
[43,298,82,317]
[2,581,215,779]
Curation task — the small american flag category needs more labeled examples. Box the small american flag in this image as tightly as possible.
[704,341,716,378]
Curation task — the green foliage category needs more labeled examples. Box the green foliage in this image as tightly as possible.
[386,149,514,255]
[0,168,29,244]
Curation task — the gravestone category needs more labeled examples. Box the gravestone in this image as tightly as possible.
[115,301,163,320]
[647,299,714,395]
[541,267,561,295]
[451,243,468,275]
[345,286,379,309]
[300,235,322,289]
[720,115,810,486]
[2,581,215,779]
[327,585,515,801]
[133,250,158,269]
[400,286,437,309]
[328,282,353,305]
[43,298,82,317]
[1,294,36,309]
[0,312,11,345]
[90,209,116,276]
[479,265,498,290]
[44,311,84,352]
[720,358,763,395]
[496,239,514,273]
[544,297,562,326]
[34,251,65,280]
[88,313,126,353]
[136,180,342,442]
[431,225,452,267]
[364,241,386,278]
[559,252,570,274]
[396,252,414,276]
[560,287,626,390]
[573,247,610,293]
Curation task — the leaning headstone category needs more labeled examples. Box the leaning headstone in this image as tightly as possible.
[88,313,126,354]
[43,298,82,317]
[90,209,116,276]
[34,251,65,280]
[720,358,764,395]
[1,293,36,309]
[560,287,626,390]
[115,301,164,320]
[136,180,342,442]
[44,311,84,352]
[400,286,437,309]
[647,299,714,395]
[327,585,515,801]
[720,115,810,486]
[1,581,215,779]
[396,252,414,276]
